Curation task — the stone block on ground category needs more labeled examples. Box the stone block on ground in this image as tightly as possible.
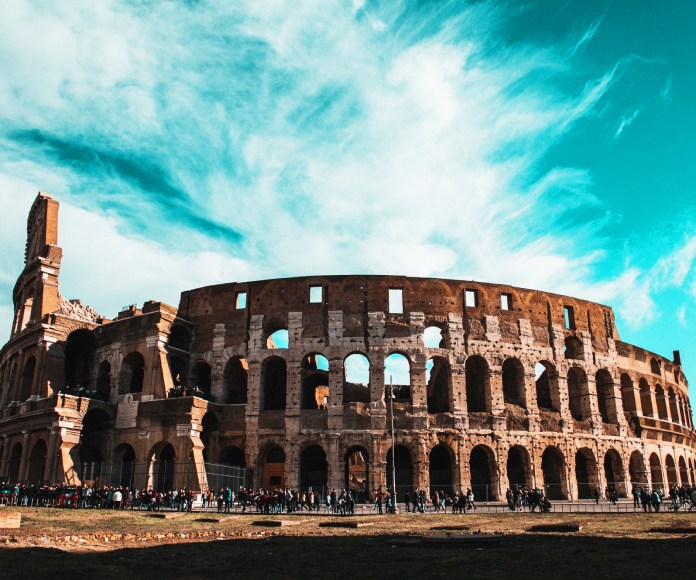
[0,512,21,529]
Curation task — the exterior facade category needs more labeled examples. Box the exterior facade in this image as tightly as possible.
[0,192,694,500]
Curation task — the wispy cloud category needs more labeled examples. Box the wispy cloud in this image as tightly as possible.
[614,108,642,139]
[568,16,604,57]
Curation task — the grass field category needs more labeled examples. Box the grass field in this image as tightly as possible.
[1,508,695,579]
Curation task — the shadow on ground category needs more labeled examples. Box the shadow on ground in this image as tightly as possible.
[2,534,696,579]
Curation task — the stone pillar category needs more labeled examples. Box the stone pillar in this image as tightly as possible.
[43,428,59,484]
[411,360,427,429]
[556,372,573,433]
[0,436,11,475]
[327,358,343,431]
[488,368,504,415]
[523,370,539,432]
[210,324,226,402]
[31,342,48,399]
[326,434,341,491]
[18,431,31,482]
[285,358,301,413]
[370,359,386,431]
[451,362,468,429]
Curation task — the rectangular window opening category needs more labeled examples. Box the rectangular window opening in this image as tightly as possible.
[309,285,323,304]
[500,293,512,311]
[465,289,477,308]
[235,292,247,310]
[389,288,403,314]
[564,305,575,329]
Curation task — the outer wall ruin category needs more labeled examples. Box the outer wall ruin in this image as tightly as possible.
[1,192,694,500]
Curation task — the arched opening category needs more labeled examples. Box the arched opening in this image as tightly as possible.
[189,361,212,399]
[386,445,413,501]
[167,325,191,352]
[384,353,411,402]
[426,357,450,413]
[64,329,97,390]
[541,446,567,500]
[301,353,329,409]
[575,448,598,499]
[96,361,111,399]
[502,358,525,408]
[465,355,489,412]
[649,453,663,487]
[343,353,370,404]
[262,357,287,410]
[423,325,445,348]
[678,456,689,486]
[18,356,36,400]
[27,440,47,484]
[224,357,248,404]
[200,412,220,461]
[429,444,454,497]
[267,329,289,349]
[604,449,626,497]
[506,445,532,489]
[345,447,369,502]
[300,445,328,494]
[655,385,669,421]
[119,352,145,395]
[596,369,618,424]
[470,445,497,501]
[8,444,22,483]
[113,444,136,489]
[639,379,654,417]
[220,446,245,466]
[564,336,584,360]
[152,444,175,491]
[668,389,679,423]
[628,451,648,486]
[261,445,286,489]
[650,358,661,375]
[535,361,558,411]
[620,374,636,416]
[665,454,678,487]
[567,367,590,421]
[80,408,110,484]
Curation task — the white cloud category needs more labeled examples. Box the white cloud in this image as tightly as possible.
[614,109,642,139]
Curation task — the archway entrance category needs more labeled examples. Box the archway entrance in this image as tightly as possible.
[575,449,598,499]
[387,445,413,501]
[665,455,678,487]
[429,444,453,497]
[152,444,175,491]
[27,440,47,484]
[470,445,497,501]
[506,446,532,489]
[8,444,22,483]
[604,449,626,496]
[80,409,110,484]
[345,447,369,502]
[261,446,285,490]
[629,451,648,486]
[541,447,566,500]
[113,444,136,489]
[649,453,663,488]
[300,445,328,495]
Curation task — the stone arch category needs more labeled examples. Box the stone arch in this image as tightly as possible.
[8,443,22,483]
[423,324,447,349]
[665,454,678,487]
[506,445,532,489]
[384,352,411,402]
[18,355,36,400]
[575,448,598,499]
[149,442,176,491]
[64,329,97,390]
[649,453,663,487]
[604,448,626,497]
[469,444,498,501]
[189,360,212,399]
[168,354,188,391]
[119,352,145,395]
[567,367,590,421]
[564,336,584,360]
[167,324,192,352]
[596,369,618,424]
[429,443,454,496]
[639,379,654,417]
[343,353,370,404]
[301,353,329,409]
[502,357,526,408]
[465,355,489,413]
[678,456,689,486]
[79,408,112,484]
[113,443,136,489]
[386,444,413,499]
[266,328,289,350]
[344,446,370,501]
[541,446,567,500]
[668,388,679,424]
[535,361,558,411]
[260,444,286,489]
[27,439,48,484]
[655,385,669,421]
[620,374,636,416]
[261,356,287,411]
[299,444,328,494]
[96,361,111,399]
[629,451,648,486]
[223,356,248,404]
[426,356,451,413]
[200,411,220,461]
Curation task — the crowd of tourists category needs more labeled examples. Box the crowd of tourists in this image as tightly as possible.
[504,487,553,512]
[631,484,696,512]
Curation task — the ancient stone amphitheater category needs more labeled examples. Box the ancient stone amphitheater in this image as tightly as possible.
[1,192,694,501]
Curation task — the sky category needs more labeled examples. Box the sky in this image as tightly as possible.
[0,1,694,396]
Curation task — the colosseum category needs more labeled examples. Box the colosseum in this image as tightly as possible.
[1,192,694,501]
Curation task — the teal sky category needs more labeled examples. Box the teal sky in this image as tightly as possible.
[0,1,694,396]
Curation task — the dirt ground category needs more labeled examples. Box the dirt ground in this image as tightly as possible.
[1,508,695,579]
